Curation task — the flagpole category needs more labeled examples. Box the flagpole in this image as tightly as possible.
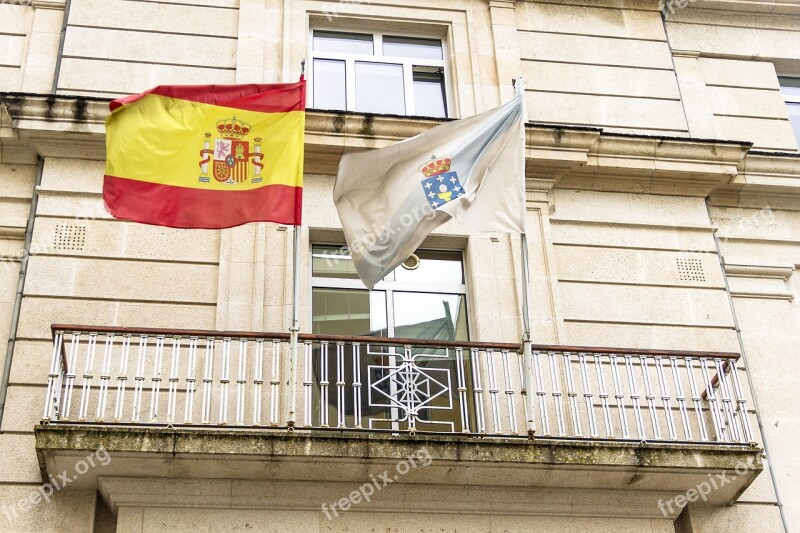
[287,62,305,429]
[287,224,300,428]
[514,77,536,438]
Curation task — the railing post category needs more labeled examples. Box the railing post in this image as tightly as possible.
[60,331,81,420]
[522,341,536,437]
[352,341,362,430]
[302,339,312,428]
[42,331,65,421]
[728,360,753,442]
[470,347,486,434]
[77,333,97,421]
[286,224,302,429]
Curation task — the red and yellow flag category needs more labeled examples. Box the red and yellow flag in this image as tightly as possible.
[103,81,305,229]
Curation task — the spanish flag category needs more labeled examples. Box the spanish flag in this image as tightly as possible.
[103,81,305,229]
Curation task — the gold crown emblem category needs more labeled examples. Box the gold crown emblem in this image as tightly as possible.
[216,116,252,139]
[420,156,452,178]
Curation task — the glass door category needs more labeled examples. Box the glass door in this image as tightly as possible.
[311,246,473,432]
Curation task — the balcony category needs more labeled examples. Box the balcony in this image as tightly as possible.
[34,325,763,519]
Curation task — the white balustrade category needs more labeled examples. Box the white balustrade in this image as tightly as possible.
[41,326,754,445]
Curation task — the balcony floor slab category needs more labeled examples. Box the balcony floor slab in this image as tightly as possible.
[34,424,762,516]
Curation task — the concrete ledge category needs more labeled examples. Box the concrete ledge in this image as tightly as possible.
[35,424,762,508]
[1,92,787,200]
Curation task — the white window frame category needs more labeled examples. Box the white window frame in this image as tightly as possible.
[779,76,800,146]
[308,28,452,118]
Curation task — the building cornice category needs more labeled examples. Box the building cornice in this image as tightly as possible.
[2,93,798,203]
[676,0,800,16]
[710,151,800,209]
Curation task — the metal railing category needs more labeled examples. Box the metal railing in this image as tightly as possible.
[42,325,754,445]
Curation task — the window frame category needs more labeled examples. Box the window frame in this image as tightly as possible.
[307,27,452,118]
[778,76,800,147]
[309,245,470,340]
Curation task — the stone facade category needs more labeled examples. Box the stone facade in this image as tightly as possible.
[0,0,798,532]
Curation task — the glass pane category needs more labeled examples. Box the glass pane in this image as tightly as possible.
[788,103,800,146]
[413,67,446,118]
[392,293,468,341]
[313,31,373,54]
[780,78,800,100]
[312,288,387,337]
[312,59,346,110]
[394,250,463,284]
[312,245,359,279]
[383,36,443,60]
[355,61,405,115]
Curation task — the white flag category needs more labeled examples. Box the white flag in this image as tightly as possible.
[334,97,524,289]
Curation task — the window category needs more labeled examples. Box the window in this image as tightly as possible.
[779,77,800,146]
[311,246,468,340]
[310,30,449,118]
[310,245,471,431]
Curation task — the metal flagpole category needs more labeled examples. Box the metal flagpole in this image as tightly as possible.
[287,224,300,428]
[287,61,306,429]
[514,77,536,438]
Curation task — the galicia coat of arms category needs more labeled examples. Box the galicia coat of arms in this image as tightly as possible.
[420,155,464,209]
[199,117,264,184]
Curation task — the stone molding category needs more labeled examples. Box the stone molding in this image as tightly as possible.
[712,151,800,208]
[725,263,795,281]
[671,0,800,16]
[30,0,66,10]
[2,93,799,202]
[0,226,26,240]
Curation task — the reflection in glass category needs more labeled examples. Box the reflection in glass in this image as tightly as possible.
[312,59,346,110]
[355,62,405,115]
[412,67,447,118]
[780,77,800,96]
[312,288,387,336]
[383,36,443,60]
[313,31,373,54]
[393,293,468,342]
[312,246,359,279]
[788,103,800,144]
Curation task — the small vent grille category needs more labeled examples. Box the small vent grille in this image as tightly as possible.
[676,258,705,282]
[53,224,86,251]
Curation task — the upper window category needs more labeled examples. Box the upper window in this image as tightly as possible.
[779,77,800,146]
[310,30,449,118]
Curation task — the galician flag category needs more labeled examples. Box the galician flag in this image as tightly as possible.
[334,96,525,289]
[104,81,306,229]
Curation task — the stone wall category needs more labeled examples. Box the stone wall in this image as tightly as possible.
[0,1,798,531]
